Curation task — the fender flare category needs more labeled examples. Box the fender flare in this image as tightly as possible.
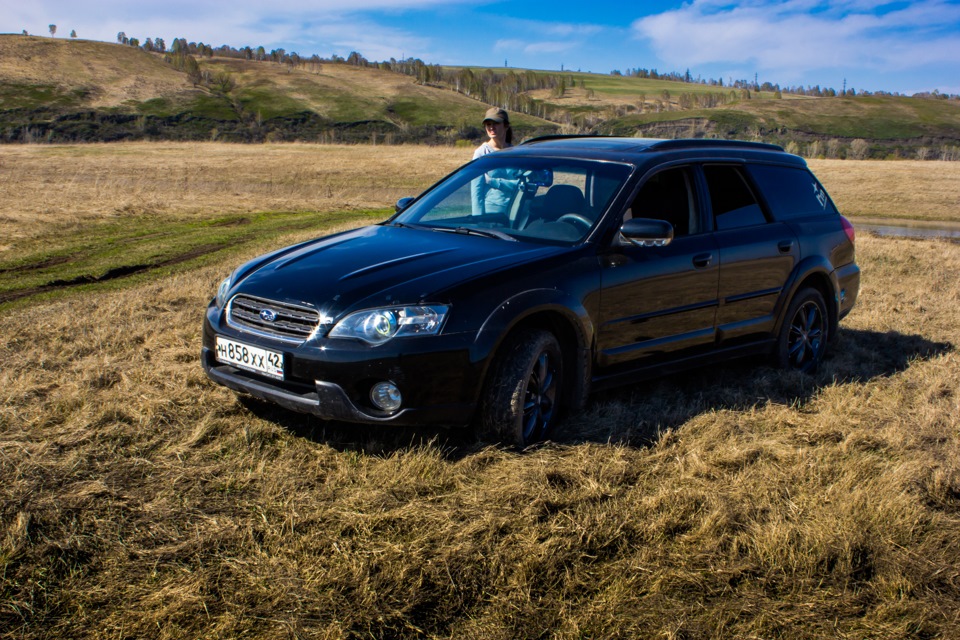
[775,255,840,337]
[470,288,595,411]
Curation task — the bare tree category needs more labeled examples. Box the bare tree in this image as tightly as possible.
[826,139,842,159]
[850,139,870,160]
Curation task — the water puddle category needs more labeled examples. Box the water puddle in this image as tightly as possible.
[849,217,960,242]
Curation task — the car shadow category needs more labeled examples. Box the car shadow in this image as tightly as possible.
[555,328,953,446]
[236,397,479,458]
[237,327,952,456]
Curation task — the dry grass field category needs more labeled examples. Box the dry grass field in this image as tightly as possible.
[1,144,956,251]
[1,144,960,639]
[809,159,960,221]
[0,143,468,249]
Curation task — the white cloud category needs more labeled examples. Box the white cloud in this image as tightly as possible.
[495,38,579,55]
[4,0,443,59]
[631,0,960,81]
[491,19,606,60]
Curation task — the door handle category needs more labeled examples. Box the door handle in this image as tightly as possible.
[693,253,713,268]
[778,240,795,253]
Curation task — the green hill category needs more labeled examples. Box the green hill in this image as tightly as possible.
[0,36,556,144]
[2,34,959,157]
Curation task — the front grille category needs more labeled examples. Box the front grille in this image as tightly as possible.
[227,295,321,342]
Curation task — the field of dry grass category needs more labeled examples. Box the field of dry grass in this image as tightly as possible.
[809,159,960,221]
[1,144,956,252]
[2,144,960,638]
[0,143,467,251]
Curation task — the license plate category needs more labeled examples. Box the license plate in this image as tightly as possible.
[215,336,284,380]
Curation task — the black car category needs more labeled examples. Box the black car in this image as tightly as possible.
[202,137,859,445]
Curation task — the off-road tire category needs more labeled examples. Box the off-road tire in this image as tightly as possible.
[478,329,564,447]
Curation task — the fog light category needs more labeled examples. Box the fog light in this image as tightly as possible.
[370,382,402,412]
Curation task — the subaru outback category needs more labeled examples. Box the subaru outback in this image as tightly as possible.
[202,137,860,446]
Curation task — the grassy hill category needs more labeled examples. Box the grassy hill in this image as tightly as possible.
[0,36,556,144]
[2,34,960,156]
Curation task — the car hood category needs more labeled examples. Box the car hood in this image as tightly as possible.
[229,224,567,317]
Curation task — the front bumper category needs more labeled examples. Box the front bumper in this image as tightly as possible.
[201,305,481,428]
[202,348,475,426]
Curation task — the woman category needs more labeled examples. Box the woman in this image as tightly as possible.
[471,108,520,216]
[473,107,513,158]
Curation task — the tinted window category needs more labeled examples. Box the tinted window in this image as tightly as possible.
[629,167,699,236]
[703,165,766,230]
[747,164,838,219]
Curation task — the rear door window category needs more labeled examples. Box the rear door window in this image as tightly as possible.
[747,164,838,219]
[702,165,767,230]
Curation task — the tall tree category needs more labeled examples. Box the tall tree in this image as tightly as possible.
[48,24,57,37]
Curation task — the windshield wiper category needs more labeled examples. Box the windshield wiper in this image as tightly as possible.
[445,226,518,242]
[391,221,431,231]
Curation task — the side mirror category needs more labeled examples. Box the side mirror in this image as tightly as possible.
[395,197,416,213]
[522,169,553,189]
[620,218,674,247]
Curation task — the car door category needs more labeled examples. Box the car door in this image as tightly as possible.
[701,163,798,346]
[596,166,720,373]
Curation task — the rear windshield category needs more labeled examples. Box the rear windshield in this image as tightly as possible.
[747,164,838,219]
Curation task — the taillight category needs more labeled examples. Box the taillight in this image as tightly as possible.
[840,215,855,245]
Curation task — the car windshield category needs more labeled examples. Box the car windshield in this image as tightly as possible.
[393,156,632,244]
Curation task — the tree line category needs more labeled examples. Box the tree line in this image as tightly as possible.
[99,31,959,105]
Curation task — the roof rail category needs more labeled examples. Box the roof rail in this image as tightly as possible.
[519,134,611,145]
[645,139,785,152]
[519,135,785,153]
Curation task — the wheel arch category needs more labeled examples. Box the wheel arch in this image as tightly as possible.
[472,289,593,413]
[776,257,840,342]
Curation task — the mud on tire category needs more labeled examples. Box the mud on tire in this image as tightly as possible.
[477,329,564,447]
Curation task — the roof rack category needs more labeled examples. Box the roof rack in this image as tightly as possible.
[645,139,784,152]
[520,134,784,153]
[519,134,611,145]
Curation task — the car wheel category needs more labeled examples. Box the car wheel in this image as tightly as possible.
[776,288,828,373]
[479,329,564,447]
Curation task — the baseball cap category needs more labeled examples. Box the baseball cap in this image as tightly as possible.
[482,107,509,125]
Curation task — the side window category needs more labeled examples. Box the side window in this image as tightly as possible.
[702,165,767,230]
[628,167,699,236]
[747,164,838,219]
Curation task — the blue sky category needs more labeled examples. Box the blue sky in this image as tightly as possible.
[6,0,960,95]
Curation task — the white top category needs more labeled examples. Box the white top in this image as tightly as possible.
[470,143,518,215]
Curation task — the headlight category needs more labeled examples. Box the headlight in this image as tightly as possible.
[329,305,449,345]
[215,277,231,308]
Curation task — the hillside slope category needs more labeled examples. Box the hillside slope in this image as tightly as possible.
[0,36,556,143]
[0,36,196,109]
[2,35,959,155]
